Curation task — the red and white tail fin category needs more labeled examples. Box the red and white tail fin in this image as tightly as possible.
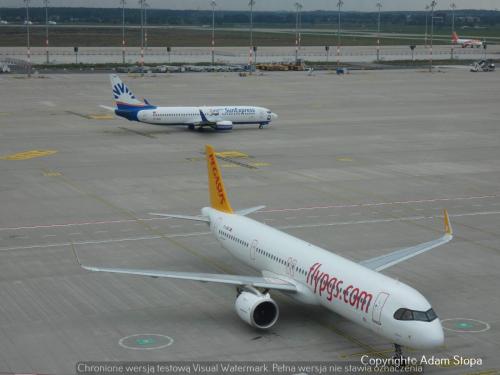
[452,32,459,42]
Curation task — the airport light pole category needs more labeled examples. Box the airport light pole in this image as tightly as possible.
[120,0,126,64]
[248,0,255,73]
[429,0,437,73]
[139,0,145,73]
[450,2,456,60]
[24,0,31,77]
[211,0,216,66]
[424,4,430,48]
[336,0,343,69]
[376,1,382,62]
[294,2,302,64]
[144,1,149,50]
[44,0,49,64]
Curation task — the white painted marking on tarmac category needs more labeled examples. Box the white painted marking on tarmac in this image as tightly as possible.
[0,217,165,231]
[285,217,297,220]
[42,234,56,238]
[2,193,499,232]
[2,210,500,253]
[68,232,82,236]
[306,216,320,219]
[260,194,500,213]
[94,230,108,234]
[0,232,211,252]
[170,225,181,228]
[280,211,500,230]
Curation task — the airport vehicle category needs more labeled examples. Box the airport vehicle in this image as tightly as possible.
[452,32,484,48]
[0,20,8,25]
[470,60,495,72]
[76,144,453,361]
[48,20,57,25]
[104,75,278,130]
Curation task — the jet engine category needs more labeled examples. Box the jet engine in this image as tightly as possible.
[235,291,279,329]
[214,121,233,131]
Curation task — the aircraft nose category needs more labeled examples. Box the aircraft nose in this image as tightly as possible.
[430,320,445,347]
[271,112,278,120]
[414,320,445,349]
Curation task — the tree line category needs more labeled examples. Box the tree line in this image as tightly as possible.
[1,7,499,27]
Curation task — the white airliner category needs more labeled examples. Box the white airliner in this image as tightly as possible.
[452,32,484,48]
[75,144,453,360]
[104,75,278,131]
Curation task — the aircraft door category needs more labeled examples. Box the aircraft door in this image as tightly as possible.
[250,240,258,261]
[372,292,390,325]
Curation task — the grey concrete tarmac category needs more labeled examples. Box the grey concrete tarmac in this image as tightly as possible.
[0,70,499,374]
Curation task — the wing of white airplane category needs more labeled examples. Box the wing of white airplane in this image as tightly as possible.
[71,244,296,291]
[359,210,453,272]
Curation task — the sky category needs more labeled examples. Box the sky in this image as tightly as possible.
[3,0,499,11]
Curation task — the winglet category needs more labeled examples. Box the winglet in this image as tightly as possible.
[444,209,453,236]
[206,144,233,213]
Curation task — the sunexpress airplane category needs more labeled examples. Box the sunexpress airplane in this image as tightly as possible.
[103,75,278,131]
[76,145,453,361]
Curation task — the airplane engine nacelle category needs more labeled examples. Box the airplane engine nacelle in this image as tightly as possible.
[235,291,279,329]
[215,121,233,131]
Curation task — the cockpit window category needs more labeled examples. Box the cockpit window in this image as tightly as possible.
[394,308,438,322]
[426,308,437,321]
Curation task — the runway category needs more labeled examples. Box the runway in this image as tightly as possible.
[0,70,499,373]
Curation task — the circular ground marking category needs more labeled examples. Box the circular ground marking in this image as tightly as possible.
[441,318,491,333]
[119,334,174,350]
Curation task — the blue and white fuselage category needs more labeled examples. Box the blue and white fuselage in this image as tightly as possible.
[109,75,278,131]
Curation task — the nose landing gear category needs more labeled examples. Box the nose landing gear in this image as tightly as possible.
[393,344,407,367]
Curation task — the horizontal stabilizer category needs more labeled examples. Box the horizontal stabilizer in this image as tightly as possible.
[236,205,266,216]
[149,213,209,222]
[99,105,116,112]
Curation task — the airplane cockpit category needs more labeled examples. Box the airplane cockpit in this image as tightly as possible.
[393,307,438,322]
